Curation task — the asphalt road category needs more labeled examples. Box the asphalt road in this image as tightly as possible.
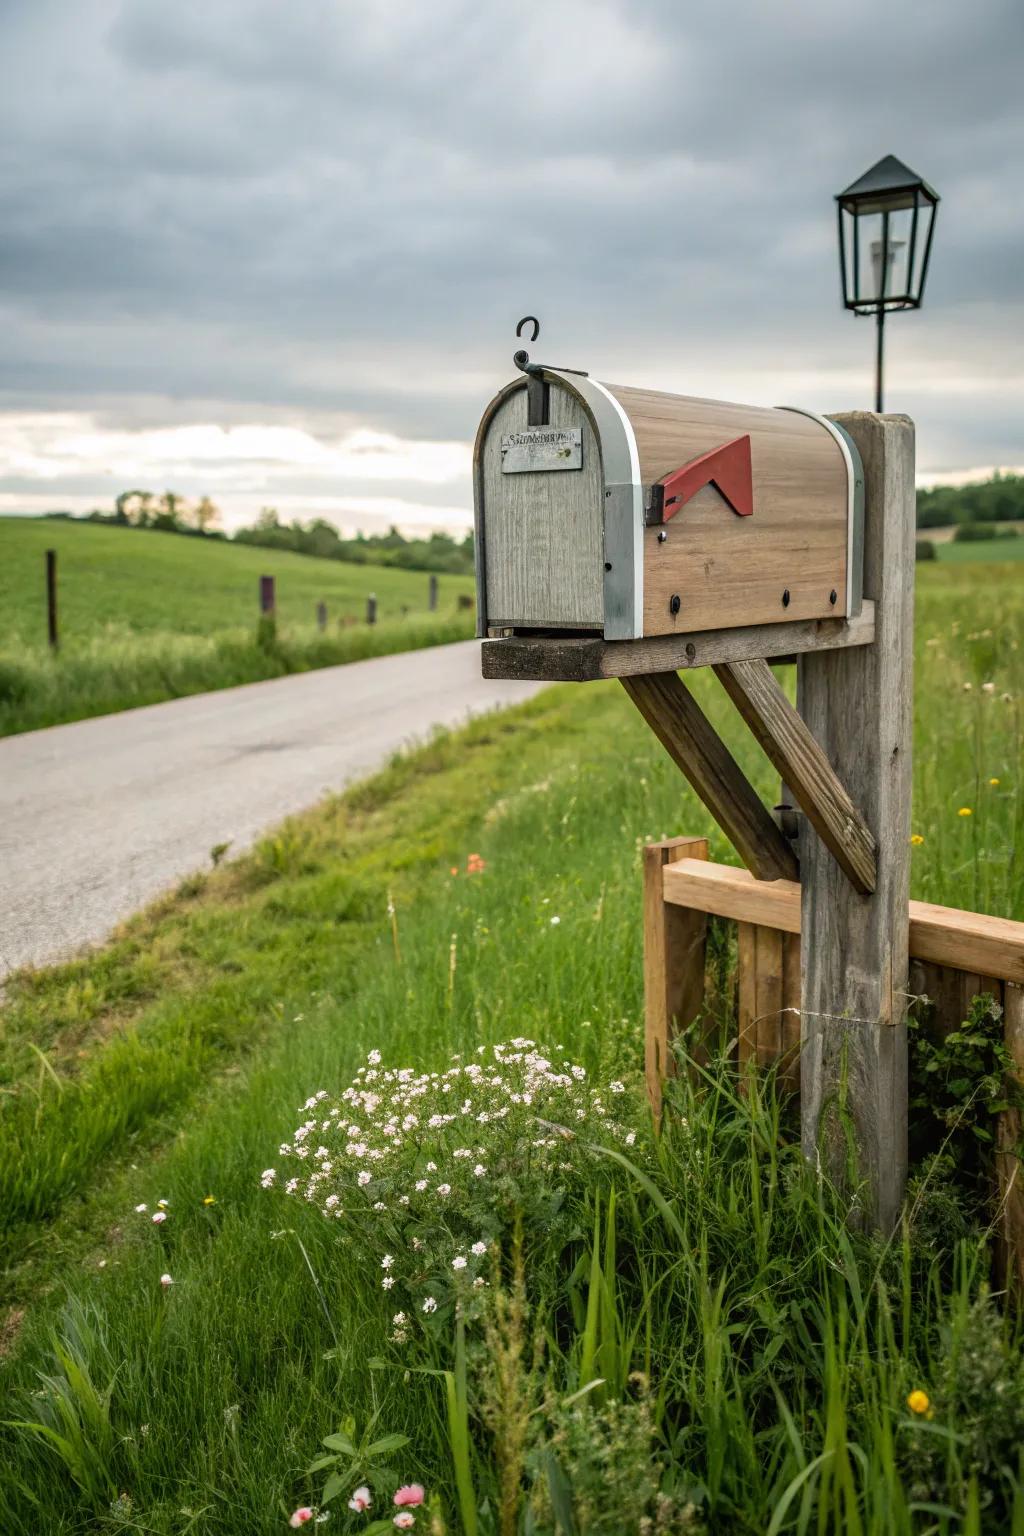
[0,641,542,977]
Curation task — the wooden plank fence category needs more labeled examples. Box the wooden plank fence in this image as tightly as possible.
[643,838,1024,1291]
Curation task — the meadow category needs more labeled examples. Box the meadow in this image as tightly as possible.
[0,559,1022,1534]
[0,518,476,735]
[936,537,1024,564]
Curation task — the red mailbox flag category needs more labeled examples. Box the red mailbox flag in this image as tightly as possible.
[658,434,753,520]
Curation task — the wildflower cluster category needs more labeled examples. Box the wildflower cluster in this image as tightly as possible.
[290,1482,424,1529]
[264,1040,637,1331]
[450,851,486,876]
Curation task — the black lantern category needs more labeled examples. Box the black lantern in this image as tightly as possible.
[836,155,939,411]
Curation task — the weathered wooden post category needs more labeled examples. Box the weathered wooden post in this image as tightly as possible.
[472,342,919,1228]
[259,575,275,616]
[366,593,377,625]
[797,415,914,1229]
[316,600,328,632]
[429,574,438,611]
[45,548,59,651]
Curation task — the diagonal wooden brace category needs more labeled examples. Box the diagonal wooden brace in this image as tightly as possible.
[621,671,799,882]
[713,658,877,895]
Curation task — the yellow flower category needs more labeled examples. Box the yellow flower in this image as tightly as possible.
[910,834,925,847]
[203,1195,216,1206]
[907,1389,930,1416]
[989,778,1000,787]
[958,807,972,817]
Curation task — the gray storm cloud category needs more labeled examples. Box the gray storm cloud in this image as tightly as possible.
[0,0,1021,525]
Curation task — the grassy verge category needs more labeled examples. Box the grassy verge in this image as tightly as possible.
[935,539,1024,563]
[0,563,1022,1532]
[0,612,474,736]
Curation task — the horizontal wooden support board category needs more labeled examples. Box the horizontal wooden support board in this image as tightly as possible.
[661,857,1024,985]
[481,602,874,682]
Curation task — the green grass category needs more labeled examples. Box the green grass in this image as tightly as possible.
[935,540,1024,564]
[0,561,1022,1533]
[0,518,475,735]
[0,518,474,640]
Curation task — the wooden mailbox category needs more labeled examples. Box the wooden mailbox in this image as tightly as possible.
[474,369,864,642]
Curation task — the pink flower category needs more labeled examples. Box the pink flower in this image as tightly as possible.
[393,1485,425,1508]
[288,1509,314,1528]
[348,1486,372,1512]
[393,1516,416,1531]
[152,1211,167,1225]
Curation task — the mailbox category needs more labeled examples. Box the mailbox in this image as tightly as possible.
[473,367,863,641]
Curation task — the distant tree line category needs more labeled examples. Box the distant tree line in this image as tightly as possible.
[233,508,475,575]
[45,493,476,575]
[916,471,1024,530]
[48,490,228,539]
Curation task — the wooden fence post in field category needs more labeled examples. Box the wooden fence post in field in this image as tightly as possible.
[259,575,276,616]
[367,593,377,625]
[46,548,59,650]
[429,573,438,611]
[316,601,327,631]
[797,414,915,1232]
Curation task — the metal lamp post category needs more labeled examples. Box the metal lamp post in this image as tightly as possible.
[836,155,939,412]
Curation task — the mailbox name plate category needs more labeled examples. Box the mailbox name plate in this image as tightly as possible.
[501,427,582,474]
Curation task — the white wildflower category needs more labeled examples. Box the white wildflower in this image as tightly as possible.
[422,1296,438,1314]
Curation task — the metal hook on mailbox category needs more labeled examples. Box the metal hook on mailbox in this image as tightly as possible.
[513,315,540,372]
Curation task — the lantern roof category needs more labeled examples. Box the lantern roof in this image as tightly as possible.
[837,155,939,210]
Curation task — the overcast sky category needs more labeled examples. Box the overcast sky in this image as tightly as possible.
[1,0,1021,534]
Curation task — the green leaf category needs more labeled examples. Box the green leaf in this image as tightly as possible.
[542,1448,577,1535]
[322,1471,346,1505]
[306,1455,337,1473]
[322,1432,357,1454]
[365,1432,410,1456]
[766,1450,835,1536]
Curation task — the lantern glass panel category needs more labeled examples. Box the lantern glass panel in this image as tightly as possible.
[854,204,916,306]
